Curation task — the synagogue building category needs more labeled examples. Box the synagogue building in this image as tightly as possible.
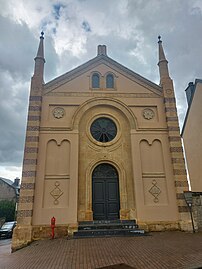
[12,34,191,250]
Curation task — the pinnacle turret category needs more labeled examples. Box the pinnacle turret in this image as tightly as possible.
[33,31,45,82]
[157,36,170,83]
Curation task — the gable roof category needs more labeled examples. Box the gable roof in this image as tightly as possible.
[0,177,20,189]
[0,177,20,197]
[43,54,162,96]
[0,177,14,186]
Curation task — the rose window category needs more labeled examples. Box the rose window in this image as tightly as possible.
[90,117,117,143]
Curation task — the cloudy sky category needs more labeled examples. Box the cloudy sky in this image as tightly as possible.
[0,0,202,181]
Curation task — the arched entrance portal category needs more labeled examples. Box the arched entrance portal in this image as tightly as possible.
[92,163,120,220]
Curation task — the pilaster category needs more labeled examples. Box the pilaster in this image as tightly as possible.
[12,33,45,251]
[162,78,190,229]
[157,36,190,230]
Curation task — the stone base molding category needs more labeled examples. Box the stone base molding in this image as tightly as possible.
[12,223,78,251]
[138,221,193,232]
[12,225,33,252]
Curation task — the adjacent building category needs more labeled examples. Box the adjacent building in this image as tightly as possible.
[0,177,20,202]
[182,80,202,191]
[0,177,20,224]
[12,34,191,251]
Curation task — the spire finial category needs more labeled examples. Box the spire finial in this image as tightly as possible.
[158,35,162,43]
[33,31,45,80]
[40,31,44,39]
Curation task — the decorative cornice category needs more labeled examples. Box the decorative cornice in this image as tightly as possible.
[43,92,161,98]
[39,126,168,133]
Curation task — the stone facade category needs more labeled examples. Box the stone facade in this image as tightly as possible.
[12,36,191,251]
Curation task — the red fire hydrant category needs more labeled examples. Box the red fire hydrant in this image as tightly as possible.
[51,216,56,239]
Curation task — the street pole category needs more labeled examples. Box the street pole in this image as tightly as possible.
[184,191,195,233]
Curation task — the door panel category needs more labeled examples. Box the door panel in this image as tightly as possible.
[93,203,106,219]
[94,181,105,200]
[92,164,120,220]
[93,179,106,219]
[107,181,119,200]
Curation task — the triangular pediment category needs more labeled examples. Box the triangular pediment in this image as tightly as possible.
[43,55,162,97]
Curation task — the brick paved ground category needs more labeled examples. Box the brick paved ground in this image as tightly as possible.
[1,232,202,269]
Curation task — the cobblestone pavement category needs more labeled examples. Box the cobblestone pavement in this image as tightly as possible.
[1,232,202,269]
[0,239,11,264]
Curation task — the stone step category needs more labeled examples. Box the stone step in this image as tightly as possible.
[78,219,137,226]
[73,219,146,239]
[74,228,145,238]
[78,223,138,231]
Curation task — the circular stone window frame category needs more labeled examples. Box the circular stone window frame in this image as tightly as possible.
[87,114,121,147]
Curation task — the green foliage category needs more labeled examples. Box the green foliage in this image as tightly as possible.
[0,200,16,221]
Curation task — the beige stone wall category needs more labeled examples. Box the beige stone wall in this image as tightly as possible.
[32,131,78,225]
[45,64,160,95]
[132,133,179,222]
[33,64,180,226]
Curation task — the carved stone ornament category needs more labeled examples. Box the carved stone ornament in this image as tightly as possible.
[166,89,172,96]
[52,107,65,119]
[50,181,63,205]
[149,180,161,203]
[142,108,155,120]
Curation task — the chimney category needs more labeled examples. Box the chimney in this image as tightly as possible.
[185,82,195,106]
[97,45,107,56]
[13,177,20,187]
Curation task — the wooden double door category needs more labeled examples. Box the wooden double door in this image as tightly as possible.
[92,163,120,220]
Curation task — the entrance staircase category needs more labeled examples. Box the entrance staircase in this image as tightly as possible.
[73,219,145,238]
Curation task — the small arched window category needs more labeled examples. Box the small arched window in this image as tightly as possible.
[106,74,114,88]
[92,73,100,88]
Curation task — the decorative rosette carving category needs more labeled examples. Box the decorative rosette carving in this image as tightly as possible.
[142,108,154,120]
[52,107,65,119]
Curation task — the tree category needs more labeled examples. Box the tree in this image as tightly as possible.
[0,200,16,221]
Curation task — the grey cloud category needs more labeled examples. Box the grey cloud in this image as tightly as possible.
[0,70,27,165]
[82,21,91,32]
[0,17,33,167]
[44,35,59,82]
[0,16,36,80]
[0,13,59,169]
